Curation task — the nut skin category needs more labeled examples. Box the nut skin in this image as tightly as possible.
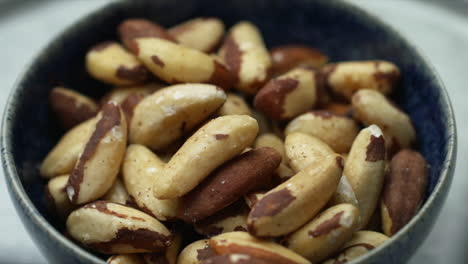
[270,45,328,77]
[254,133,294,181]
[322,231,389,264]
[320,60,400,99]
[169,17,225,53]
[352,89,415,151]
[381,149,428,236]
[40,117,96,179]
[107,254,145,264]
[194,201,250,237]
[219,21,272,94]
[179,147,281,222]
[143,233,182,264]
[153,115,259,199]
[254,67,317,120]
[210,232,311,264]
[66,102,128,205]
[119,18,177,54]
[177,239,217,264]
[284,132,335,173]
[217,93,252,116]
[123,144,180,221]
[129,83,227,150]
[49,86,99,130]
[343,125,386,229]
[283,204,360,263]
[86,42,150,86]
[285,111,359,153]
[66,201,172,254]
[135,38,235,90]
[247,155,342,237]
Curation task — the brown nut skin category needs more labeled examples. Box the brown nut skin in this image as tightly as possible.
[66,102,128,205]
[40,117,96,179]
[144,233,182,264]
[270,45,328,77]
[135,38,235,90]
[254,67,317,120]
[179,147,281,223]
[45,174,76,221]
[86,42,150,86]
[352,89,416,152]
[320,60,400,99]
[343,125,386,229]
[322,231,389,264]
[285,111,359,153]
[194,201,250,237]
[119,18,177,54]
[153,115,259,199]
[219,21,272,95]
[209,232,311,264]
[177,239,217,264]
[169,17,225,53]
[66,201,172,254]
[49,86,99,130]
[201,254,270,264]
[247,155,342,237]
[283,204,360,263]
[244,191,266,209]
[107,254,145,264]
[381,149,428,236]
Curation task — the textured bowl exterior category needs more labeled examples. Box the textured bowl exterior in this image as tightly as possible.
[1,0,456,263]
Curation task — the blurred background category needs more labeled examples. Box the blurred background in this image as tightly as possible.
[0,0,467,263]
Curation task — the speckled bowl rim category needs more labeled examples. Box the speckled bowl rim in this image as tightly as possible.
[0,0,456,263]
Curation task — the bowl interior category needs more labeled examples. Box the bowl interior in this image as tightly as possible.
[2,0,454,263]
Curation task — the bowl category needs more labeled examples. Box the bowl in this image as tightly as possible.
[1,0,456,263]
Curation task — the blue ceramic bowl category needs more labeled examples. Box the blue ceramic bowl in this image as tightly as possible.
[1,0,456,263]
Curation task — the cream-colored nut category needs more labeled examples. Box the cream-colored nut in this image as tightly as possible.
[219,21,272,94]
[284,132,335,173]
[129,84,226,150]
[135,38,235,89]
[283,204,360,263]
[103,178,133,206]
[45,174,75,220]
[201,254,271,264]
[381,149,428,236]
[285,111,359,153]
[210,232,310,264]
[270,45,328,77]
[118,18,177,54]
[169,17,225,53]
[352,89,416,151]
[194,201,249,237]
[66,103,127,204]
[107,254,145,264]
[177,239,216,264]
[101,83,166,106]
[153,115,258,199]
[247,155,342,237]
[179,147,281,222]
[244,191,266,209]
[40,117,96,179]
[329,175,359,208]
[322,231,389,264]
[344,125,386,229]
[144,233,182,264]
[67,201,172,254]
[321,60,400,99]
[123,144,180,221]
[217,93,252,116]
[49,86,99,130]
[86,42,149,86]
[254,67,317,120]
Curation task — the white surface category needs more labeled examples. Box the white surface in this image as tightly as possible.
[0,0,467,263]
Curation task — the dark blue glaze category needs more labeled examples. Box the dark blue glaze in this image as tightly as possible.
[1,0,456,263]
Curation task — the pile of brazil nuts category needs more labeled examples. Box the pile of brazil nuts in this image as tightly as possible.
[41,17,430,264]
